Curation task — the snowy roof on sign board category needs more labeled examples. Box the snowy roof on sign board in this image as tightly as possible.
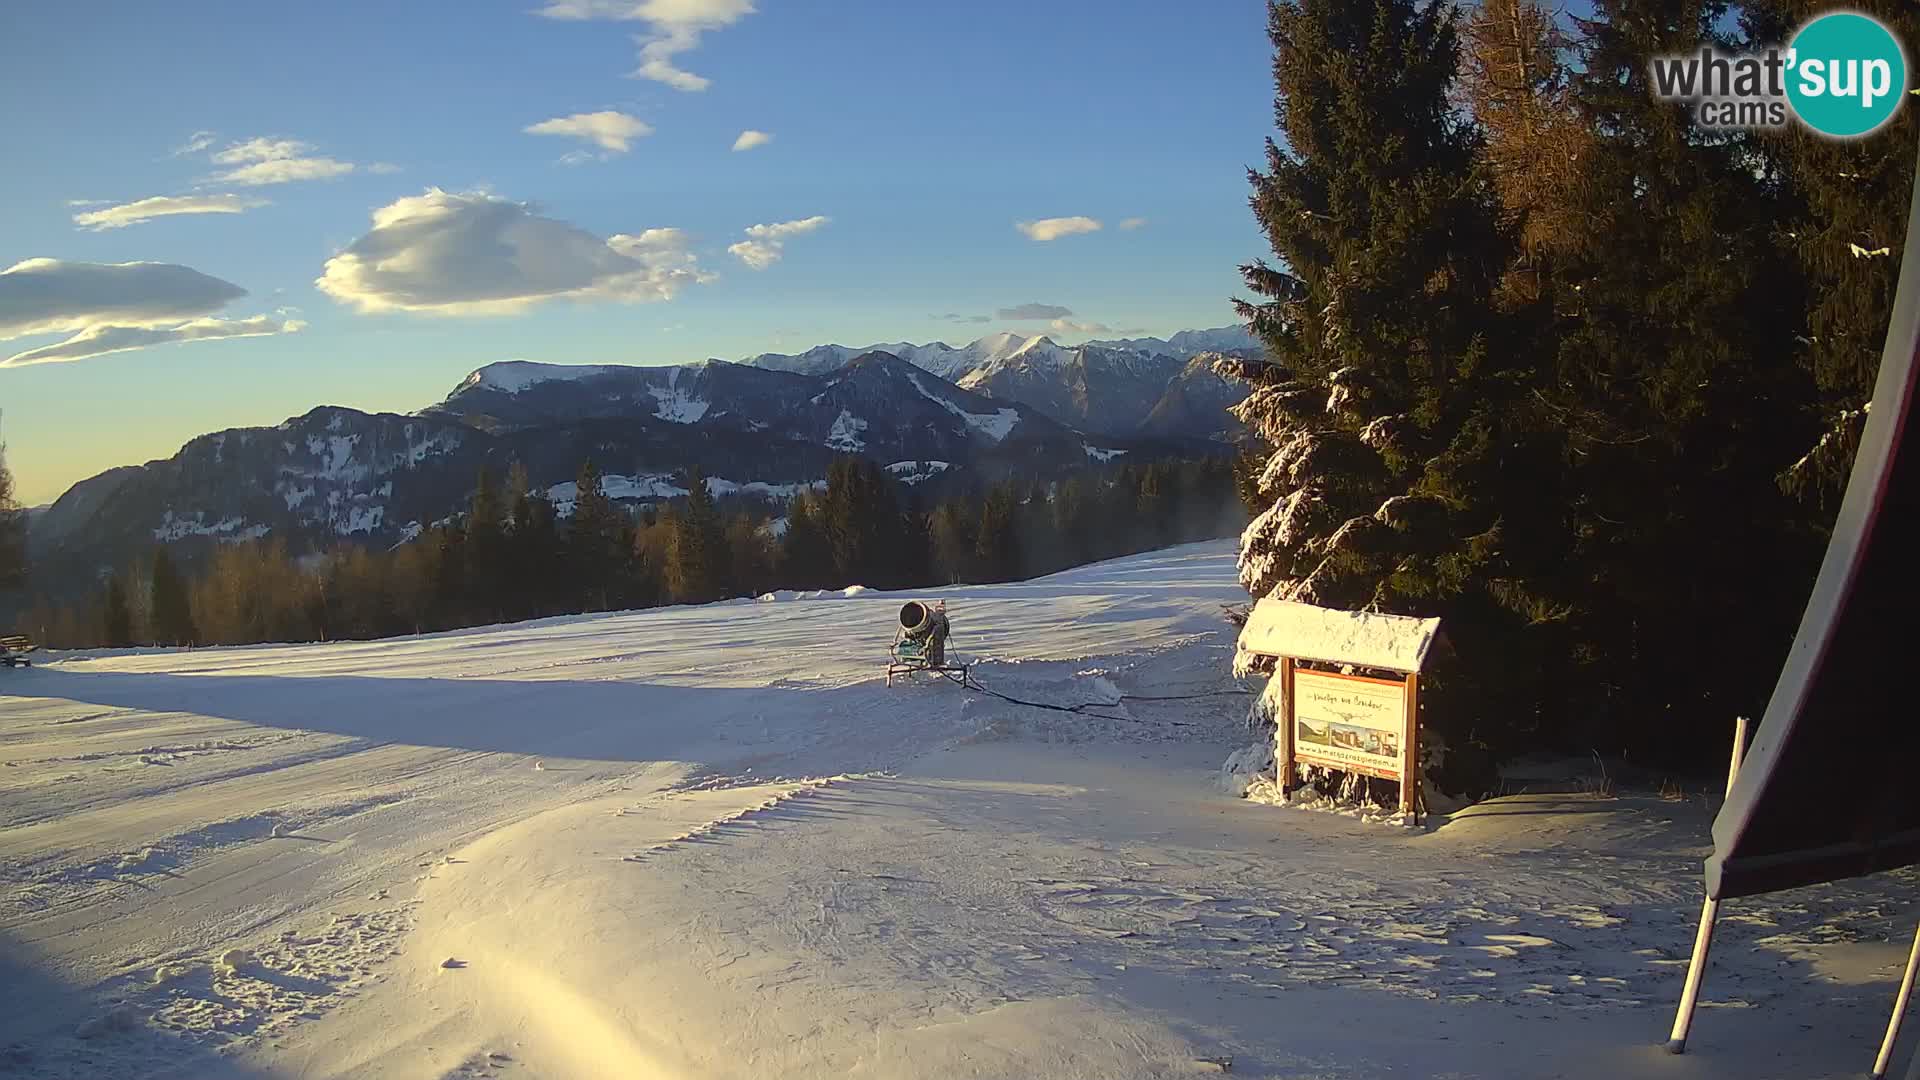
[1237,598,1441,672]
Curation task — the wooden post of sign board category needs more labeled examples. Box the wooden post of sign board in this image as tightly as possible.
[1402,673,1420,827]
[1276,657,1296,801]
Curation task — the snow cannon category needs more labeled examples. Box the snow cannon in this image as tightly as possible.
[886,600,965,686]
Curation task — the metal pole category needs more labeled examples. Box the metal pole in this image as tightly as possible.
[1722,714,1747,805]
[1904,1009,1920,1080]
[1875,922,1920,1078]
[1665,715,1750,1055]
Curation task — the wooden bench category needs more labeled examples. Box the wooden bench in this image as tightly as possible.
[1,635,38,668]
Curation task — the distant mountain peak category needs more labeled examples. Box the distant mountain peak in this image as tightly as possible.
[1009,335,1058,357]
[458,359,626,396]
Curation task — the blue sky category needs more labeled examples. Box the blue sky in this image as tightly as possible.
[0,1,1275,506]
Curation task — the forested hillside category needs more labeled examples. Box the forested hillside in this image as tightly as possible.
[15,455,1244,650]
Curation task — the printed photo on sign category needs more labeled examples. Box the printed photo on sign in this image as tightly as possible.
[1291,669,1408,780]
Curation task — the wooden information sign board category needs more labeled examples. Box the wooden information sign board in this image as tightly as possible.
[1237,599,1439,825]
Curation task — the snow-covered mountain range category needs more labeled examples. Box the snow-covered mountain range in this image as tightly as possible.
[24,328,1257,600]
[746,326,1258,439]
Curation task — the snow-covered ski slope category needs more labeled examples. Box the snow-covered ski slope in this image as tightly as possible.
[2,539,1916,1079]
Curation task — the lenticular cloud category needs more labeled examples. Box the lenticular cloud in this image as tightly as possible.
[316,189,715,315]
[0,258,300,367]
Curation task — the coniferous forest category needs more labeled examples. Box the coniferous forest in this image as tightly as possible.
[10,455,1245,654]
[1230,0,1915,791]
[2,0,1916,792]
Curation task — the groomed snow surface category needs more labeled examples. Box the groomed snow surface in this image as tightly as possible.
[1,540,1914,1079]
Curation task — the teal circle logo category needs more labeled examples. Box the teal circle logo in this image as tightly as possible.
[1786,12,1908,138]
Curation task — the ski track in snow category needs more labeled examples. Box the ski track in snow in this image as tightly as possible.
[0,539,1915,1079]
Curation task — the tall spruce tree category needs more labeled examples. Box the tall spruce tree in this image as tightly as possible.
[821,458,904,586]
[725,516,771,598]
[781,494,834,588]
[569,460,631,611]
[928,500,976,583]
[1743,1,1919,516]
[149,547,196,646]
[1549,0,1820,760]
[507,462,562,619]
[466,467,507,622]
[973,484,1018,582]
[390,539,440,635]
[1135,466,1171,551]
[666,466,728,602]
[0,444,24,593]
[897,494,933,588]
[102,574,134,648]
[1233,0,1566,787]
[1051,477,1091,567]
[430,523,467,629]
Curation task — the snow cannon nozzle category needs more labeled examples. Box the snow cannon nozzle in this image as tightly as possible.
[897,600,948,641]
[900,601,934,635]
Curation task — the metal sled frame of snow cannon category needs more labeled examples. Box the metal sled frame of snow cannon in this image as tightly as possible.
[1,635,40,669]
[885,600,970,687]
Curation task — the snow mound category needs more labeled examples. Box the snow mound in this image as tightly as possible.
[755,584,878,602]
[1218,740,1275,797]
[73,1003,142,1040]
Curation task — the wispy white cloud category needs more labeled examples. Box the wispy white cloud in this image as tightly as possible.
[1050,317,1111,335]
[1118,217,1148,230]
[368,162,403,175]
[731,129,772,151]
[934,312,990,324]
[743,216,828,240]
[533,0,644,14]
[524,110,654,153]
[727,214,828,270]
[997,302,1073,320]
[210,137,304,165]
[316,188,714,315]
[535,0,756,91]
[3,315,304,367]
[631,0,755,90]
[0,258,297,367]
[727,241,780,270]
[171,130,216,157]
[1016,216,1102,242]
[207,137,356,186]
[218,157,355,185]
[72,194,268,231]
